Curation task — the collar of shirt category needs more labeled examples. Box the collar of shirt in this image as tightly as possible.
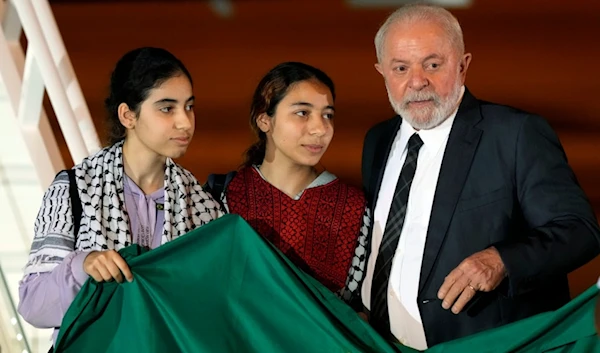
[123,174,165,202]
[252,165,337,200]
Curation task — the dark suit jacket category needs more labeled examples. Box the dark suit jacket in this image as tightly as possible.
[361,88,600,347]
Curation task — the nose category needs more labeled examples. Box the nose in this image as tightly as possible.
[174,109,193,131]
[308,114,328,136]
[408,68,429,91]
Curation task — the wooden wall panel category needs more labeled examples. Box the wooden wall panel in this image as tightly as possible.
[46,0,600,295]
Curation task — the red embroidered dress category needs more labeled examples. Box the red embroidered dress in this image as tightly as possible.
[226,166,366,292]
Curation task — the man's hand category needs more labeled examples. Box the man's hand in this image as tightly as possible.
[358,312,369,322]
[83,250,133,283]
[437,247,506,314]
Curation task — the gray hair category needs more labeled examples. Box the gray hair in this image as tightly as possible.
[374,4,465,63]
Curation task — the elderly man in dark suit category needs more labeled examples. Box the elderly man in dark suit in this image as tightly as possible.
[359,4,600,350]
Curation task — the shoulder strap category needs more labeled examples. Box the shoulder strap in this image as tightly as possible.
[204,171,237,210]
[66,169,82,236]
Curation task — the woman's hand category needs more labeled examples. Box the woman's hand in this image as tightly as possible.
[83,250,133,283]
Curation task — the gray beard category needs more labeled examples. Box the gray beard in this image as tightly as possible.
[387,82,463,130]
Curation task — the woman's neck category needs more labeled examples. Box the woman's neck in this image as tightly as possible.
[258,160,318,198]
[122,139,166,195]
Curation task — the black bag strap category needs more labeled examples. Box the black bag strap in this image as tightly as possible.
[203,171,237,210]
[65,169,82,236]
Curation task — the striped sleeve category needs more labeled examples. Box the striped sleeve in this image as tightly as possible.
[23,171,77,275]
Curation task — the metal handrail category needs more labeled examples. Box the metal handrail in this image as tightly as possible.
[0,264,31,353]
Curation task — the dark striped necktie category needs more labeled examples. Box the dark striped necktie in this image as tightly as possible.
[370,133,424,338]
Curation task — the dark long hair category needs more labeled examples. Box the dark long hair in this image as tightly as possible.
[244,62,336,167]
[104,47,192,146]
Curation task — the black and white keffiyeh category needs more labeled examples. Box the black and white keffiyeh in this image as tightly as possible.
[24,141,222,275]
[341,207,370,303]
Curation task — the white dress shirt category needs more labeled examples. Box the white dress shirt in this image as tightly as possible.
[362,97,461,349]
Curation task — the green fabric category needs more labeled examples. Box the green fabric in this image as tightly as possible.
[54,214,600,353]
[419,286,599,353]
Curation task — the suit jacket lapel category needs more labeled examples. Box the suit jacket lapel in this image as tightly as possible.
[370,117,402,209]
[419,89,483,294]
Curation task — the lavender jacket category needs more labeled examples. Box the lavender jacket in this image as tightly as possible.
[18,175,165,345]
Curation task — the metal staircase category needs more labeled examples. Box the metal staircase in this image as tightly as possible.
[0,0,100,351]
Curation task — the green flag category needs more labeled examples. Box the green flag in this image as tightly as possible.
[54,214,600,353]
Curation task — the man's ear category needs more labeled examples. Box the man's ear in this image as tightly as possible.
[375,62,384,76]
[459,53,472,83]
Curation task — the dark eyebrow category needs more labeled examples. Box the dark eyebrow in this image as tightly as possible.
[153,96,195,105]
[291,102,335,112]
[291,102,313,108]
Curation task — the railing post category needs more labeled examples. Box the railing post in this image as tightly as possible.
[11,0,89,164]
[31,0,101,154]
